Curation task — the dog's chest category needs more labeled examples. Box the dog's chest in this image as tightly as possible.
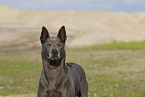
[47,81,66,97]
[49,92,61,97]
[48,90,64,97]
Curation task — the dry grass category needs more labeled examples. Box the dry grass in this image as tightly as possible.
[67,49,145,97]
[0,49,145,97]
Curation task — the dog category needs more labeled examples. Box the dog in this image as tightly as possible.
[38,26,88,97]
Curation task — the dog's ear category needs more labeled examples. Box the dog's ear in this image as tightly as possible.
[57,26,67,43]
[40,26,50,43]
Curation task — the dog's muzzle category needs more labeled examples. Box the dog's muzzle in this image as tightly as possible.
[51,49,58,60]
[47,49,61,67]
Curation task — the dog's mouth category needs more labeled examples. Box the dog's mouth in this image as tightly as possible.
[49,57,60,67]
[50,57,58,61]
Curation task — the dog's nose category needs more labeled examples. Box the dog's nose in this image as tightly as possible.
[51,49,58,55]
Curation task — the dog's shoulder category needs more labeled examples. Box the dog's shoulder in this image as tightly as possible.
[66,63,73,67]
[66,63,79,67]
[66,63,84,72]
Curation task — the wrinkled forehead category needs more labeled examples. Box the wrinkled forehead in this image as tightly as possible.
[46,37,61,44]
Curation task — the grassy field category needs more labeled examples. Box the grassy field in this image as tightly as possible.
[0,46,145,97]
[89,41,145,50]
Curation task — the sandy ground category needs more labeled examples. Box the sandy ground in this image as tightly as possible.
[0,4,145,49]
[0,24,41,51]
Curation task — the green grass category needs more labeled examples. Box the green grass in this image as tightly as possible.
[0,52,41,95]
[90,41,145,50]
[0,48,145,97]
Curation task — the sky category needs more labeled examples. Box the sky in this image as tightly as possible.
[0,0,145,13]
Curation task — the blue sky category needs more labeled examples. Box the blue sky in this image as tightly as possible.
[0,0,145,13]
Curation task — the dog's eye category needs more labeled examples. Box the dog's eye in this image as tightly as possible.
[46,44,51,48]
[57,44,62,48]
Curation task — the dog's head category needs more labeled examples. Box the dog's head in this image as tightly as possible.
[40,26,67,67]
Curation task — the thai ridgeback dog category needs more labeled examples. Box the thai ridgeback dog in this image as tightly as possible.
[38,26,88,97]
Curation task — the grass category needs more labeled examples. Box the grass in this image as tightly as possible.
[0,52,41,95]
[0,41,145,96]
[67,49,145,97]
[0,48,145,97]
[89,41,145,50]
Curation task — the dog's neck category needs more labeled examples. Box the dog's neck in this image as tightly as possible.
[42,57,69,90]
[43,58,65,73]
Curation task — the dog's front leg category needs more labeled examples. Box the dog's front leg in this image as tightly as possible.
[38,71,50,97]
[38,85,50,97]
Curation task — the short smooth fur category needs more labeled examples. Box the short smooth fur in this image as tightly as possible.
[38,26,88,97]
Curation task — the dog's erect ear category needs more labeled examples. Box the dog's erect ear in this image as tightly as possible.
[57,26,67,43]
[40,26,50,43]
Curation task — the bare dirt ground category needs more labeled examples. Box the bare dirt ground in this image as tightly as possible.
[0,24,40,51]
[0,4,145,50]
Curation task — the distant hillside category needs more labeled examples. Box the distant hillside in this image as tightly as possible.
[0,4,145,48]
